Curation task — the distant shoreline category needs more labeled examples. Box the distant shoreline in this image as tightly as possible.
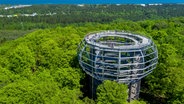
[0,3,184,5]
[0,0,184,5]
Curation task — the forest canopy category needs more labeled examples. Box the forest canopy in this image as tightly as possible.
[0,4,184,104]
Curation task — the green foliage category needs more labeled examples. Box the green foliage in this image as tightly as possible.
[0,78,83,104]
[83,97,96,104]
[129,100,147,104]
[0,15,184,104]
[8,43,35,74]
[96,80,128,104]
[53,68,81,89]
[0,27,84,103]
[141,18,184,104]
[0,66,20,89]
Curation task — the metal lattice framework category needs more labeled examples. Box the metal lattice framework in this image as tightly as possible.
[78,30,158,100]
[78,31,158,84]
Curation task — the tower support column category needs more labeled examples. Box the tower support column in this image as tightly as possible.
[128,80,141,101]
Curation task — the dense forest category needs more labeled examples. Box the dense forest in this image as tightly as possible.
[0,4,184,30]
[0,4,184,104]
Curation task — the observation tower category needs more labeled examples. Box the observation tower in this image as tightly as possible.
[78,30,158,101]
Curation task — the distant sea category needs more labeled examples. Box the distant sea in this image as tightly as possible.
[0,0,184,5]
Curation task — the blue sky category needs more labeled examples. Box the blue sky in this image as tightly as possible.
[0,0,184,4]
